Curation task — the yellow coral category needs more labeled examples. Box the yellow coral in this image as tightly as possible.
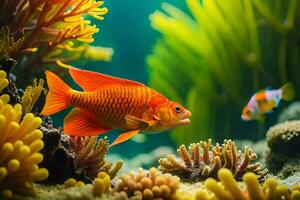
[22,79,47,114]
[0,70,9,91]
[115,167,180,200]
[0,75,48,197]
[194,168,300,200]
[93,172,111,197]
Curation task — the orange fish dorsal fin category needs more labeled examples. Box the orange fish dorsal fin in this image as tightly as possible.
[110,129,141,147]
[69,68,144,91]
[64,108,111,136]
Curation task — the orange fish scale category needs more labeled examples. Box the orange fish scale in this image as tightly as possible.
[70,86,152,129]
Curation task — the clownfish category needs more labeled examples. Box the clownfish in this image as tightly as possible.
[241,83,294,121]
[41,68,191,146]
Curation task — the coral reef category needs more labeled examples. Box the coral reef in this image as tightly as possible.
[278,102,300,123]
[148,0,300,144]
[158,139,268,182]
[114,167,180,200]
[40,129,123,183]
[199,168,300,200]
[0,70,48,198]
[265,120,300,176]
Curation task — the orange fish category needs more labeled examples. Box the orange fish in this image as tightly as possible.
[41,68,191,146]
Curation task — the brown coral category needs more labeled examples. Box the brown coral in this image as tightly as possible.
[158,139,268,182]
[40,131,122,183]
[114,167,180,200]
[69,136,123,180]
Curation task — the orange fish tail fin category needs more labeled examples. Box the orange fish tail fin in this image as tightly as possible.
[281,82,295,101]
[41,71,72,115]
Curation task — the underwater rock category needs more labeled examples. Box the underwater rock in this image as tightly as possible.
[114,167,180,200]
[0,71,48,198]
[40,127,122,183]
[158,139,268,183]
[265,120,300,175]
[278,102,300,123]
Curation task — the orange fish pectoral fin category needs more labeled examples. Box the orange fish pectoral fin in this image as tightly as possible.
[69,67,144,92]
[110,129,141,147]
[124,115,151,130]
[64,108,111,136]
[259,100,276,113]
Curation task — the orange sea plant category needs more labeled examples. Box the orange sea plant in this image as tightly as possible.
[0,0,111,83]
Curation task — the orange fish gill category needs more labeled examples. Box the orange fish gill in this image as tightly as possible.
[41,68,191,146]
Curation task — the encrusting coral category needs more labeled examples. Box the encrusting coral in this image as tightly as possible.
[158,139,268,182]
[265,120,300,176]
[40,131,123,183]
[0,70,49,198]
[114,167,180,200]
[192,168,300,200]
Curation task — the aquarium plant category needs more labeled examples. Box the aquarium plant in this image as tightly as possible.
[147,0,300,144]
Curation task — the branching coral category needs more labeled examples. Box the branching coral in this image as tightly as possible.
[69,136,123,180]
[114,167,180,200]
[158,139,268,182]
[191,168,300,200]
[0,0,112,84]
[148,0,300,144]
[0,70,48,198]
[265,120,300,176]
[40,131,123,183]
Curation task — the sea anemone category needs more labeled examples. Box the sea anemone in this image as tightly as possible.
[158,139,268,182]
[114,167,180,200]
[0,70,49,198]
[92,172,111,197]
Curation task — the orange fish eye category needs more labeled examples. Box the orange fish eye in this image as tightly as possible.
[173,106,183,114]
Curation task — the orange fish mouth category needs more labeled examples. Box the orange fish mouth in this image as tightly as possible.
[179,111,191,125]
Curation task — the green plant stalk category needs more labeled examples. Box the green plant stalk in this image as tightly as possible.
[251,0,287,34]
[278,36,287,83]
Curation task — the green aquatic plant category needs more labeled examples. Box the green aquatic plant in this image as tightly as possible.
[158,139,268,183]
[0,0,112,84]
[148,0,300,144]
[0,70,49,198]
